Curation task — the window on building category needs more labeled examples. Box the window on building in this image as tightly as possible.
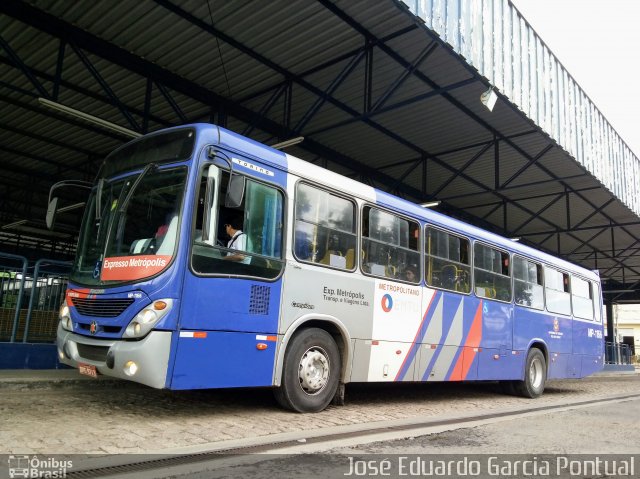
[361,206,420,282]
[425,227,470,293]
[293,183,356,270]
[545,267,571,316]
[513,256,544,309]
[474,243,511,302]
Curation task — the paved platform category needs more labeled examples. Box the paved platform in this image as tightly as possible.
[600,363,637,373]
[0,366,636,388]
[1,371,640,455]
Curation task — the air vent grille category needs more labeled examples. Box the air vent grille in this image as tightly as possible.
[249,285,270,315]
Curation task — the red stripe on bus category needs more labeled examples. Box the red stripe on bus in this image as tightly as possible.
[449,301,483,381]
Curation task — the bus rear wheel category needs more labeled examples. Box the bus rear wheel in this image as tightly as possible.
[274,328,341,413]
[513,348,546,398]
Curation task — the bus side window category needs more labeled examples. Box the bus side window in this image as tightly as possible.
[361,206,420,283]
[474,243,511,302]
[572,276,594,320]
[513,256,544,309]
[293,183,356,270]
[191,169,284,279]
[425,227,471,293]
[545,268,571,315]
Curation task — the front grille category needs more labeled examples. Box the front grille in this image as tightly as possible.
[76,343,110,362]
[71,297,134,318]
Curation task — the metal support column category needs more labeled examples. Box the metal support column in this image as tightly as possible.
[605,301,617,363]
[23,258,71,343]
[1,252,29,343]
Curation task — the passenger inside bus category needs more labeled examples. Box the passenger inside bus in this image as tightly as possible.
[403,265,418,282]
[223,215,250,264]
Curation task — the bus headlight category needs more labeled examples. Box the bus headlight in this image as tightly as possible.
[59,303,73,332]
[124,360,139,376]
[123,299,173,339]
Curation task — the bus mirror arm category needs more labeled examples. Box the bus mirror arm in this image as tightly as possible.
[46,180,92,230]
[207,147,245,209]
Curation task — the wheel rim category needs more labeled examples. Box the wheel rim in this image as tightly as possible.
[529,356,544,390]
[298,346,330,396]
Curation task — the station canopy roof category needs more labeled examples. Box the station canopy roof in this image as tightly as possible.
[1,0,639,300]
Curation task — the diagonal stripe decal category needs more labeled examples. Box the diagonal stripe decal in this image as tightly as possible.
[430,296,465,381]
[447,300,483,381]
[421,294,462,381]
[394,290,438,381]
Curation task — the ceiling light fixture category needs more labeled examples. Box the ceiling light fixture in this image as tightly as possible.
[1,219,27,229]
[270,137,304,150]
[480,87,498,112]
[38,98,142,139]
[420,201,441,208]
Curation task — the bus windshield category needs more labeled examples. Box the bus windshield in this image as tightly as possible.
[70,166,187,286]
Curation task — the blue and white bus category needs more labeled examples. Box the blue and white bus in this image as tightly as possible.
[53,124,604,412]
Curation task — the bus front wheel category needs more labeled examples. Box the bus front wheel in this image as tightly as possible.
[513,348,546,398]
[274,328,341,413]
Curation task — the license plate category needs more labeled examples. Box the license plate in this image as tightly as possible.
[78,363,98,378]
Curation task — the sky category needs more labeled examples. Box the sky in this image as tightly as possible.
[512,0,640,158]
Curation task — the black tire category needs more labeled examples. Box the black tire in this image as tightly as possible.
[513,348,547,398]
[274,328,341,413]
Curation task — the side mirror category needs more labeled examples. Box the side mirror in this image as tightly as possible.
[225,175,245,208]
[46,197,59,230]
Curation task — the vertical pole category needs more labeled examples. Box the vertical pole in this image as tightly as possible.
[4,253,29,343]
[363,40,373,114]
[23,260,41,343]
[494,135,499,190]
[605,301,615,363]
[422,156,427,198]
[53,40,66,101]
[143,78,152,133]
[283,81,292,132]
[565,187,571,230]
[23,259,71,343]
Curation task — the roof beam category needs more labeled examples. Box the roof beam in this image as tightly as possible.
[0,33,50,98]
[0,55,174,130]
[0,0,430,203]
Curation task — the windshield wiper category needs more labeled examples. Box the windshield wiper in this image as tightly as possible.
[119,163,157,214]
[114,163,157,244]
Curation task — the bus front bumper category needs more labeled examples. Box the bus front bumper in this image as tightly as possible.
[56,324,172,389]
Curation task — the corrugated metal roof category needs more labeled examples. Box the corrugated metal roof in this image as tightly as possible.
[410,0,640,219]
[0,0,638,291]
